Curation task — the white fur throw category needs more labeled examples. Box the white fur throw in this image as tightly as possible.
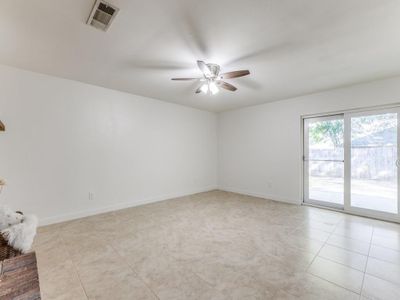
[1,214,38,253]
[0,205,24,230]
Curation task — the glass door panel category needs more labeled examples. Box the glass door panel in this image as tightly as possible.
[348,111,399,215]
[304,108,400,222]
[304,116,344,208]
[309,161,344,205]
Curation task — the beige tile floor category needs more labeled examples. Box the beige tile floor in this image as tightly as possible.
[33,191,400,300]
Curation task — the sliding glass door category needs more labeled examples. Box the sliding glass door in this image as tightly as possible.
[345,108,399,221]
[304,107,400,222]
[304,115,344,209]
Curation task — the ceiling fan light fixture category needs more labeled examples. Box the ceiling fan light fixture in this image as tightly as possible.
[200,83,209,94]
[171,61,249,95]
[209,81,219,95]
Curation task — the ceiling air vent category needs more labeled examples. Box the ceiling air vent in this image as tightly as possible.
[87,0,119,31]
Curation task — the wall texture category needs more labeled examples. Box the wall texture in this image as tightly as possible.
[218,76,400,204]
[2,63,400,225]
[0,65,218,225]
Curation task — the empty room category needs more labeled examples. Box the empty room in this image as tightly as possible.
[1,0,400,299]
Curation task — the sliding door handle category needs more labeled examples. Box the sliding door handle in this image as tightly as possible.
[396,159,400,168]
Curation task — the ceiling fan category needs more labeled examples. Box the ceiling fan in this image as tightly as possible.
[171,61,250,95]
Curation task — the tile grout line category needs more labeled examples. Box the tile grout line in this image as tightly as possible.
[308,272,362,296]
[305,218,369,296]
[316,254,365,273]
[108,241,161,300]
[327,239,370,253]
[305,218,341,272]
[324,233,372,256]
[110,240,219,299]
[358,227,374,300]
[58,230,90,300]
[365,239,400,252]
[361,258,400,287]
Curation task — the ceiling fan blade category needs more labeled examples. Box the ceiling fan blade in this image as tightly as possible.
[218,81,237,92]
[171,77,200,81]
[197,60,212,77]
[195,86,203,94]
[220,70,250,79]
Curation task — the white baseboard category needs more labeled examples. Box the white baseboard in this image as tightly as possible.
[39,186,218,226]
[219,186,301,205]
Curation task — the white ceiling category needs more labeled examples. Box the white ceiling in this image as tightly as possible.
[1,0,400,112]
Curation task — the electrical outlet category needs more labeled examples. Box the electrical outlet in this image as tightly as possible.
[89,192,95,200]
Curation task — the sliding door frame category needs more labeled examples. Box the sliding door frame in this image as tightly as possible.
[301,103,400,223]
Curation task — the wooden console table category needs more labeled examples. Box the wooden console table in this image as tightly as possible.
[0,252,41,299]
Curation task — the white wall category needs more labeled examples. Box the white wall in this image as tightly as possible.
[218,76,400,204]
[0,65,218,225]
[3,64,400,225]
